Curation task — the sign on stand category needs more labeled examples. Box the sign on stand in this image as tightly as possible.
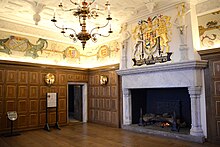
[44,93,60,131]
[47,93,57,107]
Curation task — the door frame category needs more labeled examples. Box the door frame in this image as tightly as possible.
[67,82,88,123]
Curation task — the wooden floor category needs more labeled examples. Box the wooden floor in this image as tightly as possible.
[0,123,219,147]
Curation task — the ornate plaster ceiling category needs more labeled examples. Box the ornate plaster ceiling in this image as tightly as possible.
[0,0,209,46]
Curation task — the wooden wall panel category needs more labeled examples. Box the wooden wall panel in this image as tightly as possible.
[89,87,94,97]
[6,70,17,83]
[90,98,95,108]
[58,73,67,85]
[67,74,75,82]
[67,73,87,82]
[29,86,39,99]
[59,86,67,97]
[59,112,66,123]
[100,110,105,122]
[94,75,99,85]
[89,75,95,85]
[39,113,46,125]
[95,99,99,108]
[59,99,66,111]
[18,86,28,99]
[40,73,47,85]
[111,86,118,98]
[112,112,118,125]
[0,101,2,115]
[213,61,220,76]
[106,111,111,123]
[30,100,38,113]
[215,81,220,96]
[18,71,28,84]
[1,116,7,129]
[104,86,111,97]
[199,48,220,143]
[0,69,4,83]
[111,99,118,111]
[17,114,28,128]
[29,71,39,85]
[217,121,220,137]
[0,60,90,132]
[6,100,16,111]
[99,99,104,109]
[50,86,57,93]
[89,110,95,120]
[0,85,3,98]
[105,99,111,110]
[0,113,2,130]
[29,114,38,127]
[39,99,46,112]
[6,85,17,99]
[109,71,118,85]
[88,64,120,127]
[49,112,56,124]
[94,87,99,97]
[82,74,88,81]
[216,101,220,117]
[40,86,48,98]
[18,100,28,113]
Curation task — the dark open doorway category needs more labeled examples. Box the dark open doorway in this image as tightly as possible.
[68,84,83,122]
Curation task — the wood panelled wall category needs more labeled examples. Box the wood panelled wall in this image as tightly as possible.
[88,65,121,127]
[0,60,88,132]
[199,48,220,144]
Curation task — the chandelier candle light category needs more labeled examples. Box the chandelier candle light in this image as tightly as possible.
[51,0,113,49]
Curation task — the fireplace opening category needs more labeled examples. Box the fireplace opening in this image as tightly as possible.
[131,88,191,133]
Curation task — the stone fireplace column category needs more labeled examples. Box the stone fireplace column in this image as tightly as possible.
[188,86,204,137]
[123,88,132,125]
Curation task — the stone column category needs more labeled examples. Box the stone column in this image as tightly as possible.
[188,86,204,137]
[123,88,132,125]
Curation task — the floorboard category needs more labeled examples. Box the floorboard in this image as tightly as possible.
[0,123,219,147]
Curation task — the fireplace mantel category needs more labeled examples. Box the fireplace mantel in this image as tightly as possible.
[117,60,208,89]
[117,60,208,76]
[117,60,208,143]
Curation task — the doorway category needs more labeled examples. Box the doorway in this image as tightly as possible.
[68,83,87,123]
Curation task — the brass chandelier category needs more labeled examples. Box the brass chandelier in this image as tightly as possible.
[51,0,113,49]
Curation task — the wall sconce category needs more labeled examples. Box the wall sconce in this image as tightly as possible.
[100,75,108,85]
[45,73,55,86]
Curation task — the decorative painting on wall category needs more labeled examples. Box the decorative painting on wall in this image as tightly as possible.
[0,32,120,68]
[198,10,220,50]
[63,46,81,63]
[0,36,48,58]
[132,14,172,66]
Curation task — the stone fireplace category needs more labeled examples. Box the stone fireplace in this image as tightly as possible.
[117,60,208,143]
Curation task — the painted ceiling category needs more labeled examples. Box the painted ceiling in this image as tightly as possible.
[0,0,210,47]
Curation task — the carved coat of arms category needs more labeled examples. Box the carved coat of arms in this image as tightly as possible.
[132,15,172,66]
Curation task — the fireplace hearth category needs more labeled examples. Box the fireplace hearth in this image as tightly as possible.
[131,88,191,133]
